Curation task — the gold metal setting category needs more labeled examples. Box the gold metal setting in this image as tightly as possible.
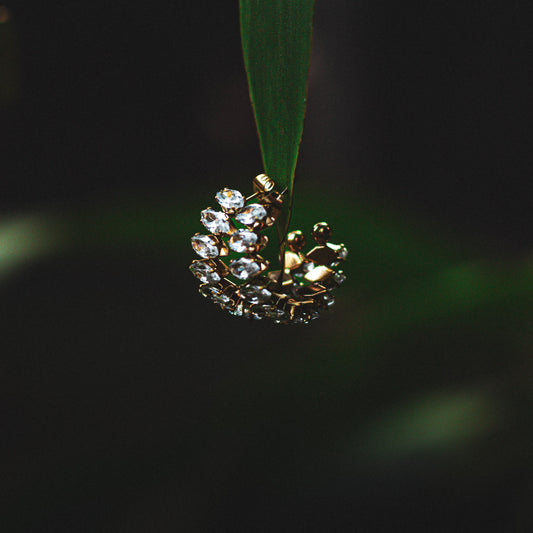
[190,175,348,324]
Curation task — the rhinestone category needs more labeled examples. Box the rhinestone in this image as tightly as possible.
[215,295,231,306]
[228,229,258,253]
[200,208,230,234]
[189,262,221,284]
[229,302,244,316]
[292,315,310,325]
[302,261,315,273]
[309,311,321,320]
[237,283,272,304]
[191,234,219,258]
[338,246,348,260]
[235,203,267,225]
[334,271,346,285]
[216,188,245,209]
[200,285,231,305]
[229,257,261,280]
[199,285,213,298]
[322,293,335,308]
[294,261,315,278]
[262,306,286,320]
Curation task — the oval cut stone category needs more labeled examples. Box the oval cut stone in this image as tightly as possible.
[216,188,245,209]
[263,306,286,320]
[292,315,310,325]
[235,204,267,226]
[338,246,348,260]
[322,293,335,308]
[334,271,346,285]
[228,229,258,253]
[294,261,315,278]
[191,234,219,258]
[229,257,261,280]
[229,302,244,316]
[309,310,321,321]
[237,283,271,304]
[189,262,221,284]
[200,285,231,305]
[200,208,230,234]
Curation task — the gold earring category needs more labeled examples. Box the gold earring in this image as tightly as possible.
[189,174,347,324]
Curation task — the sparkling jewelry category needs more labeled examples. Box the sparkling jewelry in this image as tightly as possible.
[189,174,347,324]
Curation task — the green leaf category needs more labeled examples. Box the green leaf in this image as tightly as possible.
[239,0,315,198]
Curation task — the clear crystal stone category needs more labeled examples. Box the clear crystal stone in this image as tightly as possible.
[229,257,261,279]
[235,203,267,225]
[189,262,221,284]
[191,234,219,258]
[338,246,348,260]
[229,302,244,316]
[200,285,231,305]
[237,283,271,304]
[322,293,335,308]
[303,261,315,273]
[334,271,346,285]
[216,188,245,209]
[294,261,315,278]
[228,229,258,253]
[263,306,286,320]
[217,293,231,304]
[292,315,310,325]
[200,208,230,234]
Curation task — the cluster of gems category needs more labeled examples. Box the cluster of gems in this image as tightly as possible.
[189,174,348,324]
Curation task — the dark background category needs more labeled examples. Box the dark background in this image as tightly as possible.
[1,1,532,531]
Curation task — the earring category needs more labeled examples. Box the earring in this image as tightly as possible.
[189,174,347,324]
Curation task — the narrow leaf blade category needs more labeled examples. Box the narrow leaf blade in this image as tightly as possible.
[239,0,315,194]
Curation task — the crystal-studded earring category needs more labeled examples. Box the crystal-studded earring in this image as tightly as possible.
[189,174,347,324]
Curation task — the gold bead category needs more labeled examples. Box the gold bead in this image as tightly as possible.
[253,173,276,193]
[311,222,331,245]
[287,230,306,252]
